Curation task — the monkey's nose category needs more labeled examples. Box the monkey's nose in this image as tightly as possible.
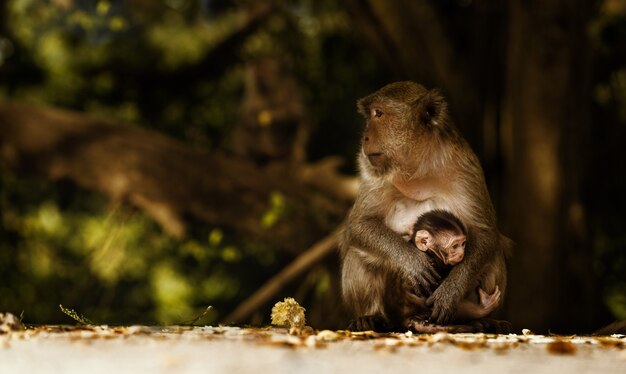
[448,252,464,265]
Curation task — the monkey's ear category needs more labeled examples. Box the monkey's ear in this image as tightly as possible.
[414,230,432,252]
[414,89,447,126]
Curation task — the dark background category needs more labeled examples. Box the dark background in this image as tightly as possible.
[1,0,625,333]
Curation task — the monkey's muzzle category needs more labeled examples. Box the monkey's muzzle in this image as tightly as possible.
[366,152,385,168]
[447,251,464,265]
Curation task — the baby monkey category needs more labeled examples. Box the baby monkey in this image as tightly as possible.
[412,210,467,268]
[400,210,501,329]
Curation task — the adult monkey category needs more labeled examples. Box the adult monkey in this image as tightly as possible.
[340,81,510,331]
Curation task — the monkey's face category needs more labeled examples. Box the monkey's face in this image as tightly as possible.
[356,82,447,177]
[437,234,466,266]
[358,101,406,175]
[415,229,466,266]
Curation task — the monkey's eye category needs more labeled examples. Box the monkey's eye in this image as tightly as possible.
[453,244,459,249]
[461,241,466,247]
[371,108,383,118]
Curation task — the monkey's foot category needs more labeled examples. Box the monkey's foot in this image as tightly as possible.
[349,315,392,332]
[407,318,475,333]
[469,318,512,334]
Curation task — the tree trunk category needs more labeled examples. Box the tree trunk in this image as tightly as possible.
[501,0,597,333]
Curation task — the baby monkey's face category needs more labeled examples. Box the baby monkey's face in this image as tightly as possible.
[414,230,466,266]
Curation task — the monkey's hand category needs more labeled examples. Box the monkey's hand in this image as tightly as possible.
[426,277,465,325]
[478,286,501,315]
[402,249,441,297]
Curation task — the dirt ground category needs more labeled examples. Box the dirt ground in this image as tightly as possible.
[1,325,625,373]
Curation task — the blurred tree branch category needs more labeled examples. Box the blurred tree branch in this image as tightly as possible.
[0,102,354,251]
[224,230,340,324]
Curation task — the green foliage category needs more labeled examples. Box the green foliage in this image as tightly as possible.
[1,0,363,325]
[594,229,626,320]
[589,12,626,321]
[0,174,289,324]
[261,191,288,229]
[3,0,380,159]
[606,284,626,320]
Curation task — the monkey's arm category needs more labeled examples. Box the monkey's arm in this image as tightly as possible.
[427,226,497,324]
[344,214,441,295]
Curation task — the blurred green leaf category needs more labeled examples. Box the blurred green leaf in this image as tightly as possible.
[59,304,94,325]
